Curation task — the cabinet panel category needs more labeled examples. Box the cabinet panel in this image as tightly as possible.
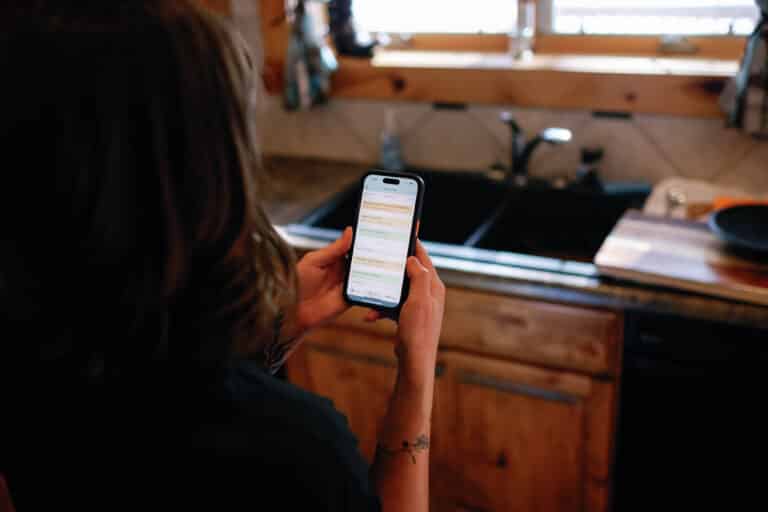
[326,292,622,377]
[441,288,622,376]
[435,353,593,512]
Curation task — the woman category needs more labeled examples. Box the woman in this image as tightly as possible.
[0,1,444,511]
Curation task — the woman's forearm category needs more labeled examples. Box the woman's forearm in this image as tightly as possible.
[370,243,446,511]
[370,365,436,512]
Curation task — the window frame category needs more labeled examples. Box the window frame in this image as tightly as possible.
[366,0,753,61]
[259,0,750,118]
[396,33,746,60]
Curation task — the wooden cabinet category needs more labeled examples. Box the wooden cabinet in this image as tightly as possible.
[432,353,617,512]
[286,288,622,511]
[440,288,622,376]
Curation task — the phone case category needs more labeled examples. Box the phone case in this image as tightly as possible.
[343,170,425,318]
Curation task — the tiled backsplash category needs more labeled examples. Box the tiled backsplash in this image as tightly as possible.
[260,96,768,193]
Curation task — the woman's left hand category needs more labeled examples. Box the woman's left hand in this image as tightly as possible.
[293,227,354,335]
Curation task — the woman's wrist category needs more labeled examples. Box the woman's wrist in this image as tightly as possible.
[284,306,309,338]
[395,343,438,386]
[384,365,435,440]
[394,355,437,398]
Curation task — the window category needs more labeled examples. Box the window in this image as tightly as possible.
[353,0,517,35]
[353,0,761,37]
[552,0,761,36]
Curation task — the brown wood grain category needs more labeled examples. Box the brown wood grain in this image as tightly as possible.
[584,381,621,512]
[441,288,622,377]
[431,356,459,512]
[287,290,621,512]
[438,352,590,512]
[260,0,290,61]
[596,211,768,306]
[322,56,729,117]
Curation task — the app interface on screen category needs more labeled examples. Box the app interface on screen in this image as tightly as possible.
[347,175,418,308]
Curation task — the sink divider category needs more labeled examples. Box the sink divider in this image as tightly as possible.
[463,200,509,247]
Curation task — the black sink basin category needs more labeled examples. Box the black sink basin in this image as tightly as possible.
[469,186,649,262]
[296,168,649,264]
[300,169,507,246]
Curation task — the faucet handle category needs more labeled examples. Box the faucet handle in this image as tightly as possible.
[581,146,604,164]
[499,111,522,133]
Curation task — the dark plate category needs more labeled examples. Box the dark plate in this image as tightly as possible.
[708,205,768,253]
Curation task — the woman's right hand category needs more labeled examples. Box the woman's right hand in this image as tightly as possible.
[393,241,445,382]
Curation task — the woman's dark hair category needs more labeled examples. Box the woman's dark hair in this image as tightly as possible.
[0,1,296,380]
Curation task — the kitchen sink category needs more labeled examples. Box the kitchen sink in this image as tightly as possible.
[300,169,508,246]
[470,186,649,263]
[293,168,649,265]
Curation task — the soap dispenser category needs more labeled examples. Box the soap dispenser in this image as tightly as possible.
[378,109,405,171]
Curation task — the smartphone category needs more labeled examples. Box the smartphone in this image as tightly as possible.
[344,171,425,316]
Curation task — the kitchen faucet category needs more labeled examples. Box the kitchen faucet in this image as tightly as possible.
[500,111,572,187]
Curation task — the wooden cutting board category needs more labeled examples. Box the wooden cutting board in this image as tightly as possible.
[595,210,768,306]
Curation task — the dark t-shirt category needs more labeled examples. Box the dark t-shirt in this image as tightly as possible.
[0,360,381,511]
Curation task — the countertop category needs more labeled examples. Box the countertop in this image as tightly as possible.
[263,156,768,330]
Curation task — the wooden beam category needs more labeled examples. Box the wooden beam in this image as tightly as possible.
[318,54,733,118]
[258,0,740,117]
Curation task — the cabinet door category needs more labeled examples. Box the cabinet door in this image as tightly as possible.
[434,352,612,512]
[286,328,398,462]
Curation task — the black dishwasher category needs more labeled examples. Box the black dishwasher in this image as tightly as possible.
[614,312,768,511]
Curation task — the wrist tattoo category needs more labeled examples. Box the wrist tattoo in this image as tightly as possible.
[376,434,430,464]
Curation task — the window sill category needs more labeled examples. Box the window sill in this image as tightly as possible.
[322,50,739,117]
[371,50,738,76]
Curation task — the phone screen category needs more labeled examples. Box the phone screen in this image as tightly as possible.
[347,174,419,309]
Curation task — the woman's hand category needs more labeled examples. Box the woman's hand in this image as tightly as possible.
[261,228,355,374]
[293,227,354,335]
[378,241,445,383]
